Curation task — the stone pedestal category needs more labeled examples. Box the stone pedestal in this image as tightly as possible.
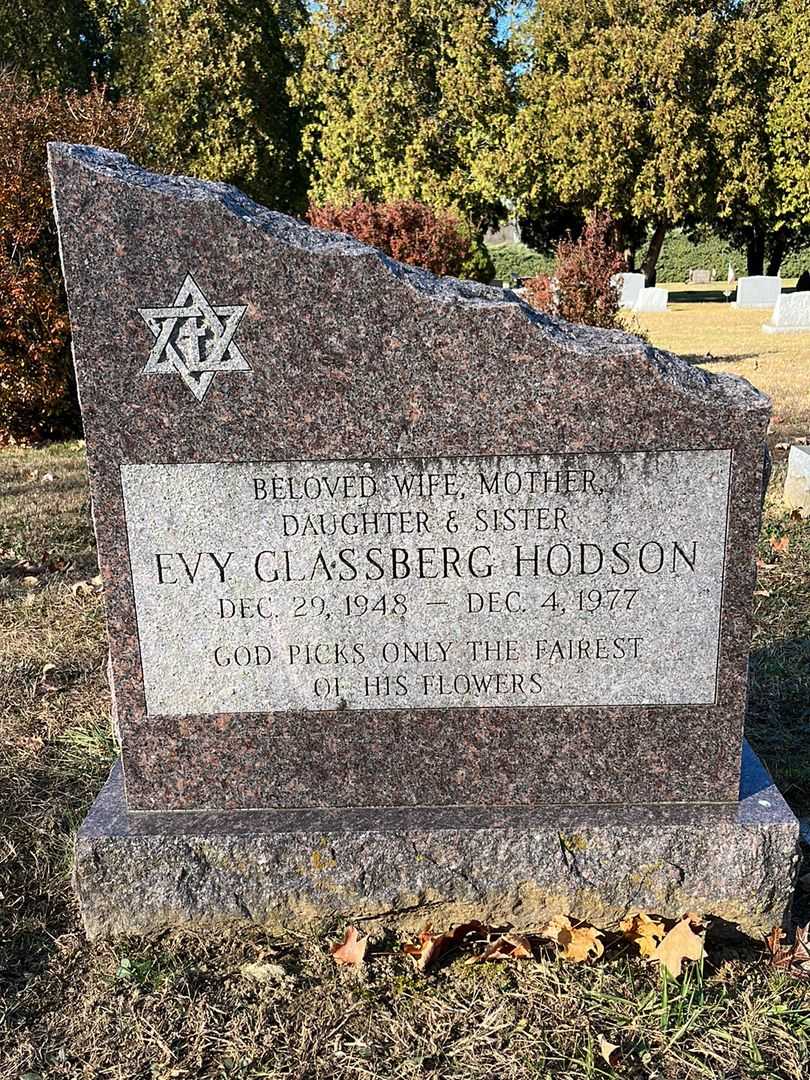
[75,742,798,939]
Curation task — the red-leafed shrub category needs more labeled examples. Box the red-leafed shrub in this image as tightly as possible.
[0,72,143,442]
[524,272,554,311]
[526,210,624,329]
[307,199,477,280]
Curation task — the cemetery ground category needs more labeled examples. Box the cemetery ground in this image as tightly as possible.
[1,298,810,1077]
[631,282,810,441]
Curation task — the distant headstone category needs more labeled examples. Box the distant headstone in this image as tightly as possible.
[688,268,713,284]
[794,270,810,292]
[784,446,810,516]
[762,292,810,334]
[485,220,521,246]
[49,144,798,939]
[733,275,782,309]
[633,286,668,313]
[611,271,645,308]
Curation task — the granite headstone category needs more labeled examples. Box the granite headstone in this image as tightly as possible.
[49,145,798,938]
[734,275,782,310]
[784,446,810,516]
[611,271,645,309]
[633,286,668,313]
[762,292,810,334]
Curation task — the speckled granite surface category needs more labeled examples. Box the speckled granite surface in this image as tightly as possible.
[49,143,771,811]
[74,743,798,938]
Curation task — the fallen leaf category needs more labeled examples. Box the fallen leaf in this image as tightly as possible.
[542,915,604,963]
[765,924,810,978]
[330,925,367,968]
[43,552,69,573]
[770,535,790,555]
[40,472,54,483]
[71,578,103,597]
[39,662,60,693]
[12,559,42,578]
[654,913,705,978]
[790,509,805,522]
[598,1034,622,1068]
[563,926,605,963]
[404,921,488,971]
[21,576,39,589]
[467,932,533,964]
[620,911,666,959]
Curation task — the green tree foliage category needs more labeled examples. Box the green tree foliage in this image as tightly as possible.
[709,0,797,275]
[117,0,307,212]
[512,0,727,282]
[0,0,108,90]
[292,0,514,228]
[770,0,810,236]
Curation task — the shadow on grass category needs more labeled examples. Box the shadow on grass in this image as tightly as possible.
[682,352,762,366]
[746,639,810,819]
[0,699,113,991]
[666,288,735,305]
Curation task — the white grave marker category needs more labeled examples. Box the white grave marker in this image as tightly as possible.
[762,292,810,334]
[734,275,781,310]
[611,272,645,309]
[633,287,668,313]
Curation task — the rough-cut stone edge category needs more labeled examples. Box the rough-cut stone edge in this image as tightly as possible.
[74,742,798,939]
[48,142,769,420]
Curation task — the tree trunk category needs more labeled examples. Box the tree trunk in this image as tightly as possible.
[746,232,765,276]
[642,222,668,285]
[766,227,789,277]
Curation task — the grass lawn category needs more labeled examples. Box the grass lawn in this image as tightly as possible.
[631,282,810,440]
[1,293,810,1078]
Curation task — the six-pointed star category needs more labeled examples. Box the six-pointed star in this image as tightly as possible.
[138,274,251,402]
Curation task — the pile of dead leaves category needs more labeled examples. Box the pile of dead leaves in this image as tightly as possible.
[330,911,707,979]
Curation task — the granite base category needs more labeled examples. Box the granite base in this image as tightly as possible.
[74,743,799,939]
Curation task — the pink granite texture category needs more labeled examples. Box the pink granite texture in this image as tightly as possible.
[49,144,771,812]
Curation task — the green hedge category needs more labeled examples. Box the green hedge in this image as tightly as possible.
[654,229,810,282]
[653,232,743,282]
[486,242,554,283]
[489,232,810,286]
[781,249,810,277]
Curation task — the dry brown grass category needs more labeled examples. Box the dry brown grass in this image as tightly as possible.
[630,283,810,438]
[1,438,809,1080]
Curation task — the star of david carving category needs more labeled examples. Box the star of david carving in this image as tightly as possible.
[138,274,251,402]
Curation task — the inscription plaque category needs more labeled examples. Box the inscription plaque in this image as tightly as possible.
[121,449,731,715]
